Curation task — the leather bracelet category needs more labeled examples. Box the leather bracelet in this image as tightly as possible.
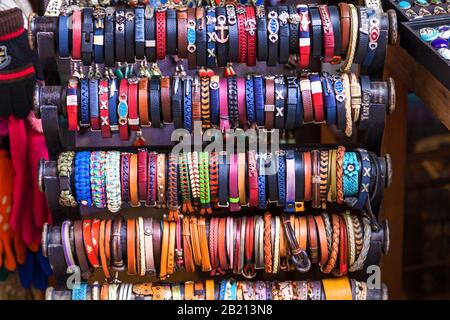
[79,79,90,128]
[150,76,161,128]
[327,150,337,202]
[309,73,325,123]
[237,77,248,129]
[322,277,352,300]
[354,7,369,65]
[319,151,329,208]
[321,213,339,274]
[206,8,217,68]
[318,5,334,63]
[285,150,295,212]
[98,79,111,138]
[277,151,286,207]
[108,79,119,132]
[274,76,286,130]
[253,75,265,127]
[300,76,313,124]
[340,4,358,72]
[159,220,169,279]
[115,10,126,62]
[136,217,145,276]
[314,215,329,267]
[138,78,150,127]
[285,76,298,130]
[311,150,321,209]
[118,79,129,140]
[245,75,256,126]
[272,216,281,274]
[277,6,289,64]
[72,9,82,60]
[146,152,157,207]
[161,76,172,124]
[89,79,100,131]
[137,149,147,202]
[242,216,256,279]
[236,5,247,64]
[152,219,161,273]
[167,221,176,275]
[134,7,145,59]
[263,212,273,273]
[227,76,239,129]
[129,153,140,207]
[143,218,155,275]
[190,216,202,267]
[61,221,75,268]
[309,6,322,58]
[156,153,166,208]
[350,73,362,124]
[306,215,319,264]
[218,77,230,132]
[59,14,70,57]
[294,151,305,211]
[227,4,238,63]
[99,220,112,281]
[183,76,193,132]
[215,7,229,68]
[245,5,257,66]
[198,217,212,272]
[196,7,207,67]
[328,5,341,59]
[66,78,79,132]
[192,76,202,125]
[177,8,187,59]
[93,7,106,64]
[200,76,211,129]
[297,4,311,69]
[125,9,135,63]
[256,5,268,62]
[172,75,183,129]
[127,219,137,275]
[145,6,156,62]
[199,152,211,214]
[341,73,353,136]
[266,7,279,66]
[82,8,94,65]
[303,151,312,201]
[288,6,299,55]
[74,220,92,279]
[166,9,177,56]
[82,219,100,267]
[121,153,131,203]
[264,76,275,129]
[369,12,388,73]
[322,73,337,125]
[182,217,195,273]
[209,152,219,207]
[155,9,166,60]
[127,78,139,131]
[179,153,193,214]
[339,3,351,55]
[229,154,240,212]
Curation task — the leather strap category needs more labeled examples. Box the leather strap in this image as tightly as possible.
[89,79,100,131]
[82,220,99,267]
[206,8,217,68]
[127,78,139,131]
[307,216,319,264]
[74,220,92,279]
[300,76,313,124]
[229,154,240,212]
[121,153,130,203]
[315,215,329,267]
[134,7,145,59]
[227,4,238,63]
[156,153,166,208]
[99,79,111,138]
[227,76,239,129]
[237,153,247,206]
[303,151,312,201]
[339,3,351,55]
[294,151,305,211]
[167,222,176,275]
[187,8,197,69]
[309,73,325,123]
[219,77,230,132]
[318,5,334,63]
[145,7,156,62]
[155,9,166,60]
[285,76,298,130]
[111,219,125,272]
[190,216,202,267]
[247,150,259,207]
[354,7,369,65]
[124,9,135,63]
[299,216,308,252]
[138,78,150,127]
[192,76,202,125]
[166,9,177,56]
[311,150,321,209]
[137,149,147,202]
[161,76,172,124]
[274,76,286,130]
[129,153,139,207]
[288,6,299,55]
[81,8,94,65]
[322,277,353,300]
[236,5,247,64]
[218,152,229,207]
[72,9,82,60]
[215,7,229,68]
[143,218,155,275]
[115,10,126,62]
[198,217,212,272]
[93,8,105,64]
[297,5,311,69]
[177,9,187,59]
[206,280,215,301]
[127,219,136,275]
[99,220,111,281]
[136,217,145,277]
[256,6,267,62]
[264,77,275,130]
[237,77,248,130]
[159,220,169,279]
[263,212,273,273]
[196,7,207,67]
[172,76,183,129]
[243,216,256,279]
[152,219,161,273]
[66,78,78,132]
[285,150,295,212]
[182,216,195,273]
[218,217,228,272]
[200,76,211,129]
[245,5,257,66]
[118,79,129,140]
[266,7,279,66]
[278,6,289,64]
[309,6,322,58]
[150,77,161,128]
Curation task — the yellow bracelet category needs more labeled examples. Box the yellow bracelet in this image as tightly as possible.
[340,4,359,72]
[341,73,352,137]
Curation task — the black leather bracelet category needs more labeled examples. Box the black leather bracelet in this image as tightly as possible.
[266,154,278,203]
[215,7,229,68]
[369,12,389,74]
[226,4,239,63]
[328,5,341,57]
[274,76,286,130]
[115,9,126,62]
[206,8,217,68]
[93,7,105,64]
[354,7,369,65]
[135,7,145,60]
[166,9,177,56]
[286,76,298,130]
[278,6,290,64]
[294,151,305,202]
[227,76,239,129]
[295,83,303,128]
[309,6,322,58]
[267,7,279,66]
[196,8,207,67]
[104,8,115,67]
[288,6,299,55]
[172,76,183,129]
[255,6,268,62]
[358,75,371,132]
[125,9,135,63]
[82,8,94,66]
[145,8,156,62]
[149,77,161,128]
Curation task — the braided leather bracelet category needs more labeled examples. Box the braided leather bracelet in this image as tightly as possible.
[200,76,211,129]
[336,146,346,204]
[199,152,212,214]
[263,212,273,273]
[321,213,340,274]
[179,153,194,214]
[319,151,329,209]
[209,152,219,207]
[167,153,180,221]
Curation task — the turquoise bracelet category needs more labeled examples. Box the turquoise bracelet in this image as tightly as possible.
[343,152,360,197]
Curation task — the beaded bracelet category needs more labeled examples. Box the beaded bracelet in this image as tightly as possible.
[58,151,78,207]
[343,151,360,197]
[105,151,122,213]
[90,151,107,208]
[74,151,92,206]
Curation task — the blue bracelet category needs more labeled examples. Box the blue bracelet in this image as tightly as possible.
[277,152,286,206]
[183,77,193,132]
[80,79,90,128]
[89,79,99,126]
[58,15,70,57]
[229,280,237,300]
[108,79,119,131]
[72,282,88,300]
[253,75,265,126]
[75,151,92,206]
[355,149,371,209]
[321,74,337,125]
[219,280,227,300]
[245,75,256,125]
[206,8,217,68]
[93,13,104,64]
[210,77,220,127]
[257,155,267,209]
[363,9,378,68]
[295,83,303,128]
[343,152,360,197]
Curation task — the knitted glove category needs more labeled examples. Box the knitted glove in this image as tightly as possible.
[0,150,26,271]
[0,8,36,119]
[18,248,52,291]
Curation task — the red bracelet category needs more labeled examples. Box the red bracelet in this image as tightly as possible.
[66,77,78,132]
[99,79,111,138]
[247,150,259,207]
[127,79,139,131]
[90,218,101,259]
[245,5,257,67]
[297,5,311,69]
[138,149,148,202]
[310,74,325,123]
[229,154,240,212]
[318,5,335,63]
[82,220,100,267]
[155,10,166,60]
[236,5,247,64]
[72,9,82,60]
[219,78,230,132]
[118,79,129,141]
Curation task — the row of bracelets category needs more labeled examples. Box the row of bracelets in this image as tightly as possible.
[43,212,376,281]
[32,3,391,70]
[59,70,395,140]
[56,147,389,218]
[46,277,382,300]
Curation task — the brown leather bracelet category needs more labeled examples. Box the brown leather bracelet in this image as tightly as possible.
[143,218,155,275]
[263,212,273,273]
[152,219,161,273]
[192,76,202,124]
[161,76,172,123]
[198,217,212,272]
[264,77,275,129]
[315,215,329,267]
[156,153,166,208]
[218,217,228,272]
[167,221,176,275]
[159,220,169,279]
[182,216,195,272]
[74,220,92,279]
[339,3,351,55]
[190,216,202,267]
[200,76,211,129]
[105,219,112,264]
[311,150,321,209]
[138,78,150,126]
[300,76,314,123]
[129,153,140,207]
[187,8,196,68]
[336,146,346,204]
[299,216,308,252]
[111,219,125,272]
[321,213,340,274]
[307,215,319,264]
[99,220,112,281]
[177,9,187,59]
[127,219,137,275]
